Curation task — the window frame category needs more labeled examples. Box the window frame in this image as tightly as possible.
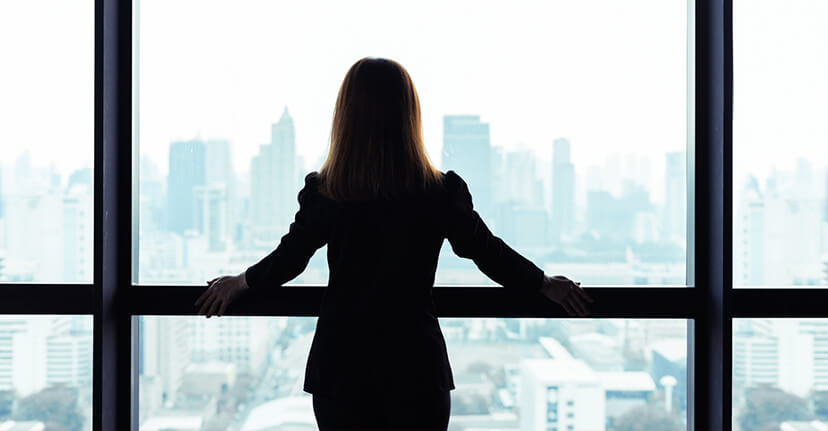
[8,0,812,430]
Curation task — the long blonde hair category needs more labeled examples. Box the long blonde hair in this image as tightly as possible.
[318,57,442,201]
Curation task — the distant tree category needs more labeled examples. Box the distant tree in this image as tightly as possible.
[738,384,812,431]
[466,361,492,375]
[14,384,85,431]
[452,393,489,415]
[0,389,16,419]
[812,390,828,419]
[613,404,683,431]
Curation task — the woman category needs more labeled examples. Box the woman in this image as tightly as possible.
[195,57,593,431]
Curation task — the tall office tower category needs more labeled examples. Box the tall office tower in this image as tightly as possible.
[825,170,828,222]
[250,107,297,247]
[733,177,765,286]
[504,149,544,206]
[167,140,206,235]
[204,140,235,245]
[663,152,687,245]
[191,318,271,374]
[0,164,5,220]
[46,332,92,389]
[550,138,575,242]
[0,317,52,397]
[140,317,191,407]
[762,170,823,285]
[732,334,780,390]
[194,184,228,252]
[63,183,93,281]
[520,358,606,431]
[442,115,493,219]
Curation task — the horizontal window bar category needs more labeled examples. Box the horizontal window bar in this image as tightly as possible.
[0,284,95,314]
[130,285,697,318]
[731,289,828,317]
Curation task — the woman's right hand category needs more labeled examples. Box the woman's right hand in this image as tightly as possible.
[540,275,594,317]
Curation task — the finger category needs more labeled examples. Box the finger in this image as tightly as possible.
[570,293,589,316]
[206,295,223,318]
[566,292,585,316]
[218,298,230,317]
[559,300,576,317]
[198,291,217,315]
[194,289,210,307]
[576,285,594,303]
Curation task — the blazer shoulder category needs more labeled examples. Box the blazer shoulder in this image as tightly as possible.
[441,170,472,199]
[298,171,326,204]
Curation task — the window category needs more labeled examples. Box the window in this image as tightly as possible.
[0,0,94,283]
[732,0,828,288]
[139,316,687,430]
[0,1,773,430]
[0,315,93,431]
[134,0,692,286]
[732,319,828,431]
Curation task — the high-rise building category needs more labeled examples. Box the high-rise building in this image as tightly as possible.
[46,333,92,389]
[550,138,575,241]
[733,177,765,286]
[167,140,206,235]
[63,183,93,281]
[519,358,605,431]
[250,107,298,247]
[442,115,493,219]
[194,184,228,252]
[204,140,235,245]
[663,152,686,245]
[191,318,272,375]
[140,317,191,407]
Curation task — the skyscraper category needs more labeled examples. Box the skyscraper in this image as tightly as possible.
[167,140,206,235]
[550,138,575,241]
[194,184,228,252]
[250,107,298,247]
[203,140,235,247]
[442,115,492,218]
[663,152,686,245]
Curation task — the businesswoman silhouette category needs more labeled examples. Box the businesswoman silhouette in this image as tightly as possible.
[195,57,593,430]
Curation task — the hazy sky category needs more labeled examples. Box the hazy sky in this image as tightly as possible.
[2,0,826,194]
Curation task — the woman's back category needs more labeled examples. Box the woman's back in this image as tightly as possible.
[243,169,545,396]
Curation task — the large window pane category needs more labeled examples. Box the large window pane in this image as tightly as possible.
[0,315,93,431]
[733,0,828,287]
[0,1,94,283]
[733,319,828,431]
[139,316,687,430]
[135,1,692,286]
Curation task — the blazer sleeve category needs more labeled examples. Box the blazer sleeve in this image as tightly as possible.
[244,172,329,289]
[443,170,544,292]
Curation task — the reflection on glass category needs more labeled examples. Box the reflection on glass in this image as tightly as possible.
[138,317,687,430]
[0,1,94,283]
[135,0,691,286]
[732,319,828,431]
[0,315,93,431]
[733,0,828,287]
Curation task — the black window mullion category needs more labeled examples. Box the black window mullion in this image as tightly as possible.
[94,0,134,430]
[691,0,731,431]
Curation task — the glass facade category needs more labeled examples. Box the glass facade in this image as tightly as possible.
[733,0,828,287]
[0,315,93,431]
[0,0,94,283]
[134,0,692,286]
[139,316,687,430]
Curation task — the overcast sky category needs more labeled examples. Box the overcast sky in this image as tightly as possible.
[2,0,826,195]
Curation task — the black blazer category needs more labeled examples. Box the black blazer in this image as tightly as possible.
[244,170,544,396]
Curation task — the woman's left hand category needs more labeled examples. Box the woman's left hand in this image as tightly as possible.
[194,272,250,318]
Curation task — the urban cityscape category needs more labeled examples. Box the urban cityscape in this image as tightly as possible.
[1,106,827,430]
